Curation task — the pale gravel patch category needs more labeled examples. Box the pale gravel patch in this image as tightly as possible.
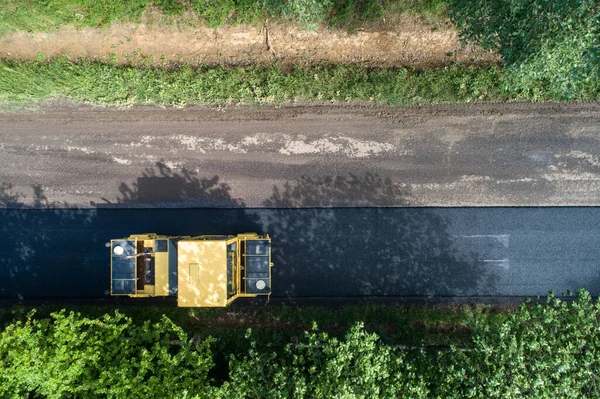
[135,154,158,162]
[565,151,600,167]
[118,142,145,148]
[28,144,50,151]
[543,171,600,181]
[112,156,131,165]
[279,135,395,158]
[411,176,543,195]
[410,175,494,190]
[499,177,536,183]
[117,135,154,148]
[128,133,396,157]
[162,160,182,169]
[65,146,95,154]
[240,134,275,146]
[174,135,207,153]
[458,175,492,182]
[173,135,248,153]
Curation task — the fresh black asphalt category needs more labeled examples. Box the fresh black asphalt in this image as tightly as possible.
[1,207,598,300]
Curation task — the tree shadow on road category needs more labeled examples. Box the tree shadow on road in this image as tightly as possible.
[262,173,496,298]
[264,173,412,207]
[93,161,262,239]
[97,160,244,208]
[0,183,97,298]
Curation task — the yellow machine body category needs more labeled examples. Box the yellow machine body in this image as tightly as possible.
[110,233,272,307]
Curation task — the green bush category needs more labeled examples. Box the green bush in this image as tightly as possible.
[0,310,214,398]
[448,0,600,100]
[286,0,333,30]
[2,291,600,398]
[154,0,185,16]
[436,290,600,398]
[329,0,385,28]
[191,0,238,27]
[220,323,429,399]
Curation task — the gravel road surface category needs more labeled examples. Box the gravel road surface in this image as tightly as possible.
[2,102,600,208]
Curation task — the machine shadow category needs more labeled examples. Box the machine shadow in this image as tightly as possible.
[262,174,497,298]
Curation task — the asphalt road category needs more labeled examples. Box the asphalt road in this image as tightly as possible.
[2,103,600,208]
[1,207,599,299]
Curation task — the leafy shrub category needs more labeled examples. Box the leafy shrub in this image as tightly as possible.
[154,0,185,16]
[0,310,214,398]
[2,292,600,398]
[437,290,600,398]
[0,59,506,105]
[448,0,600,100]
[191,0,237,27]
[220,323,429,399]
[329,0,385,28]
[285,0,333,30]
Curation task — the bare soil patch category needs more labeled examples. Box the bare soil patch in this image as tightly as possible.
[0,16,499,68]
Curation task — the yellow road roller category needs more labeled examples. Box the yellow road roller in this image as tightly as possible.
[110,233,272,307]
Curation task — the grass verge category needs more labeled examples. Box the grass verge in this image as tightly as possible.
[0,59,510,106]
[0,0,449,35]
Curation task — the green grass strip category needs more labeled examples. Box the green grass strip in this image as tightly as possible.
[0,59,511,106]
[0,0,149,35]
[0,0,449,35]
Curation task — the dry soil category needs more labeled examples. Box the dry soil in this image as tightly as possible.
[0,14,499,68]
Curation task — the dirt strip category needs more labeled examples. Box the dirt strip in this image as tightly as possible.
[0,16,498,68]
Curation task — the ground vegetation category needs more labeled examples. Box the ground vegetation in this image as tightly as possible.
[1,0,597,105]
[1,291,600,398]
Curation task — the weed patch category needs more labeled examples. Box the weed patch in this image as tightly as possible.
[0,0,450,35]
[0,59,510,105]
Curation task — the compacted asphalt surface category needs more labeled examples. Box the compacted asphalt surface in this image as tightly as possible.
[1,207,598,299]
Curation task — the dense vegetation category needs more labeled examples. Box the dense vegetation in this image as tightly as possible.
[2,291,600,398]
[0,0,448,34]
[0,0,598,105]
[0,60,505,105]
[448,0,600,101]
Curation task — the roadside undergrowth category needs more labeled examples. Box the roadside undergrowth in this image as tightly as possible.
[4,58,596,107]
[0,301,488,348]
[0,0,449,35]
[1,1,598,106]
[0,59,510,106]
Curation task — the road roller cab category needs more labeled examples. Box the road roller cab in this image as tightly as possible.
[110,233,273,307]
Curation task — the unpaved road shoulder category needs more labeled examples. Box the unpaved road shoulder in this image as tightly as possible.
[1,103,599,208]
